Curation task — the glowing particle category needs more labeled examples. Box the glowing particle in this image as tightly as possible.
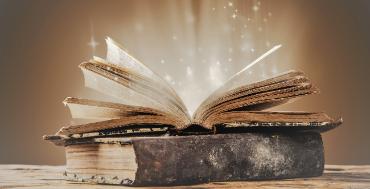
[107,67,111,71]
[250,48,255,52]
[160,59,165,64]
[268,12,272,17]
[212,7,216,11]
[114,77,118,81]
[258,27,263,32]
[172,35,178,40]
[164,74,172,82]
[234,9,238,13]
[186,66,193,76]
[228,58,233,62]
[87,36,99,50]
[228,47,233,53]
[216,61,221,65]
[263,18,268,22]
[253,5,259,12]
[232,13,237,19]
[228,2,233,7]
[224,6,226,9]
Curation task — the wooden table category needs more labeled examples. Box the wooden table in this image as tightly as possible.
[0,164,369,188]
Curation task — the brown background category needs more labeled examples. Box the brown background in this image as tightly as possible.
[0,0,369,165]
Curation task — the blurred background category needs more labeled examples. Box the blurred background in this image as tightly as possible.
[0,0,369,165]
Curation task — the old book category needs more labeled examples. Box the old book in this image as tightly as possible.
[61,132,325,186]
[45,38,341,138]
[44,37,342,185]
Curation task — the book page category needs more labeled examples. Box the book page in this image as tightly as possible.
[200,82,317,124]
[193,45,290,119]
[105,37,188,116]
[61,97,186,134]
[80,61,190,123]
[193,71,314,122]
[204,111,342,132]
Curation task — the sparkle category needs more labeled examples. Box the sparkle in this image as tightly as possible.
[186,66,193,76]
[160,59,165,64]
[223,6,226,9]
[266,41,271,47]
[253,5,259,12]
[231,13,237,19]
[212,7,216,11]
[228,57,233,62]
[164,74,172,82]
[228,47,233,53]
[228,2,233,7]
[87,36,99,51]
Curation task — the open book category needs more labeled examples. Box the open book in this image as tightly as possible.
[46,37,342,141]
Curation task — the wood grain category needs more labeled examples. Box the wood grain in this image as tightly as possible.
[0,164,369,188]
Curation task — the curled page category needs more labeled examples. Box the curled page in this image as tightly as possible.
[215,44,283,95]
[105,37,188,116]
[81,68,167,112]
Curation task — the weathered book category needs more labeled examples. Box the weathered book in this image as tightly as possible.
[56,132,325,186]
[44,37,342,185]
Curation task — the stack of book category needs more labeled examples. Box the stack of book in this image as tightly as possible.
[44,38,341,186]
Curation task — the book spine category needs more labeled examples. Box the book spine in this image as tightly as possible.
[132,132,324,186]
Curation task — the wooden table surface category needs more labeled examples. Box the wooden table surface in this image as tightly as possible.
[0,164,369,188]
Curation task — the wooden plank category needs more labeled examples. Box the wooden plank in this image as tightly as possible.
[0,164,370,188]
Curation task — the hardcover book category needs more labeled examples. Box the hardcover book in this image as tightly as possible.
[44,37,342,186]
